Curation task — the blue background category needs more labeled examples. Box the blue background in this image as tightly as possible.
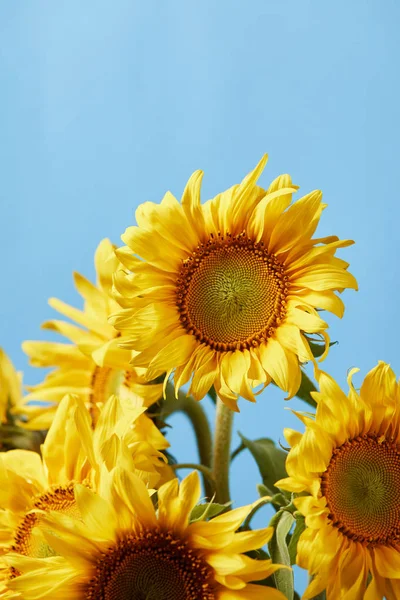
[1,1,399,595]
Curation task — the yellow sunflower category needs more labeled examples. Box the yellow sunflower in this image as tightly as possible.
[0,349,23,425]
[20,238,167,457]
[111,155,357,410]
[6,470,287,599]
[0,393,168,571]
[277,362,400,599]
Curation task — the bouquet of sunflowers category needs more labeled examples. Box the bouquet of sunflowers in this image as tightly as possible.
[1,155,395,600]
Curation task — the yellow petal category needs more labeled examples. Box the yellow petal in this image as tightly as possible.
[219,584,286,599]
[147,334,198,380]
[224,527,273,554]
[360,361,397,406]
[75,484,117,538]
[181,170,207,240]
[269,190,322,254]
[259,338,292,392]
[293,266,358,292]
[113,467,157,528]
[275,324,312,363]
[190,350,219,400]
[373,545,400,579]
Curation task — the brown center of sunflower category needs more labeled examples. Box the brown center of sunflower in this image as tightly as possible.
[12,484,80,557]
[85,529,217,600]
[321,435,400,546]
[176,232,288,351]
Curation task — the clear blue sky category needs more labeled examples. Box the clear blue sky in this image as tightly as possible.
[1,1,399,595]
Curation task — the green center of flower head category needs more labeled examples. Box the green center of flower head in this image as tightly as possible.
[176,232,288,351]
[321,435,400,546]
[85,529,216,600]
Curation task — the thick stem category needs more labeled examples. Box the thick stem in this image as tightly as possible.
[163,386,214,498]
[212,397,234,504]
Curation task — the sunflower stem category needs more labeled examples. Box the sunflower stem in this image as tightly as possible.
[212,398,234,504]
[163,385,214,498]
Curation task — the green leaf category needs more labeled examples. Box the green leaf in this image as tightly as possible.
[232,436,276,462]
[307,338,337,359]
[268,510,295,600]
[238,433,288,496]
[190,502,229,522]
[294,370,317,408]
[288,514,306,565]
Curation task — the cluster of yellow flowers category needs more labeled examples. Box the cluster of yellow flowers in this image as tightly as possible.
[0,155,396,599]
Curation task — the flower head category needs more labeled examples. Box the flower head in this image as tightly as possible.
[6,470,287,599]
[277,362,400,599]
[0,393,170,597]
[112,156,357,410]
[20,239,167,456]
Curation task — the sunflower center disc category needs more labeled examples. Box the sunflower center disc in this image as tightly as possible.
[321,435,400,545]
[177,234,287,351]
[85,530,216,600]
[12,484,79,557]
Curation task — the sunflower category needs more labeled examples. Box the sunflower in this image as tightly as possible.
[111,155,357,411]
[0,392,168,578]
[6,470,287,599]
[0,349,23,425]
[276,362,400,599]
[20,238,167,457]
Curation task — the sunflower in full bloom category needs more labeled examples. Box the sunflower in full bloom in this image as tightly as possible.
[277,362,400,599]
[6,470,287,599]
[0,393,168,582]
[20,238,167,456]
[111,155,357,410]
[0,349,23,425]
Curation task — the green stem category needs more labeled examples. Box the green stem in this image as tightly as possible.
[212,397,234,504]
[163,385,214,498]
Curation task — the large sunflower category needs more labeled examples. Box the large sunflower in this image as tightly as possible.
[277,362,400,599]
[20,238,167,457]
[6,470,287,599]
[0,393,167,572]
[111,155,357,410]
